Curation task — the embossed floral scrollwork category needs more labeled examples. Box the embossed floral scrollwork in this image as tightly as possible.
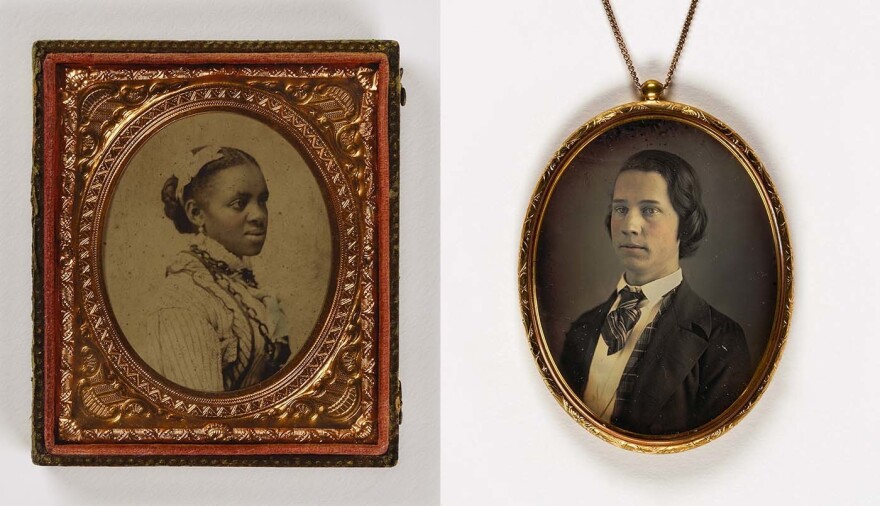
[68,76,191,160]
[75,345,157,423]
[267,333,367,427]
[202,423,234,441]
[57,62,382,445]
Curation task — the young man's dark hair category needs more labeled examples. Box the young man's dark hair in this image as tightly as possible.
[605,150,708,258]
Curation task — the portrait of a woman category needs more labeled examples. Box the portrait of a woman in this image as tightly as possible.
[145,145,293,392]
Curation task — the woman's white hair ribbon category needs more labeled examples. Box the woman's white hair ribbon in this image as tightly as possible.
[174,145,225,204]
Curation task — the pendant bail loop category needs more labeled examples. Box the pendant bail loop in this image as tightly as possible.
[640,80,664,101]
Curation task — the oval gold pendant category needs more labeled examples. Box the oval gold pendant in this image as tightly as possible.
[519,98,792,452]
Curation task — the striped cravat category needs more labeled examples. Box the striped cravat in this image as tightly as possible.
[601,287,646,355]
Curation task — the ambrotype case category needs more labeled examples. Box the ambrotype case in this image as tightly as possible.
[32,41,401,466]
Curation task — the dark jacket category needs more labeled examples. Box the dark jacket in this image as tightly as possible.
[559,280,751,435]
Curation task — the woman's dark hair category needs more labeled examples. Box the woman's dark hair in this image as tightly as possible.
[161,146,261,234]
[605,149,708,258]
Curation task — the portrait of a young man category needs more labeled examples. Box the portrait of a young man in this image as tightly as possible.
[558,150,752,435]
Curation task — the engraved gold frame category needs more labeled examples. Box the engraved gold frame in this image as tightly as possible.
[519,99,792,453]
[33,41,400,466]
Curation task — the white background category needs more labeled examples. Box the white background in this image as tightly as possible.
[442,0,879,504]
[0,0,439,504]
[4,0,880,504]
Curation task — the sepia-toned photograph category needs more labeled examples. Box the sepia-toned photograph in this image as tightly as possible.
[33,41,400,466]
[521,107,791,450]
[103,112,333,393]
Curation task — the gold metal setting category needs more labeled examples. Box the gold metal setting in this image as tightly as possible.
[640,80,664,101]
[33,40,401,466]
[61,69,377,442]
[519,99,792,453]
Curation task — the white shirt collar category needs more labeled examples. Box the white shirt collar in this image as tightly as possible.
[616,268,683,304]
[194,233,253,272]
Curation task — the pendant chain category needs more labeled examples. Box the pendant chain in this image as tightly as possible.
[601,0,699,93]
